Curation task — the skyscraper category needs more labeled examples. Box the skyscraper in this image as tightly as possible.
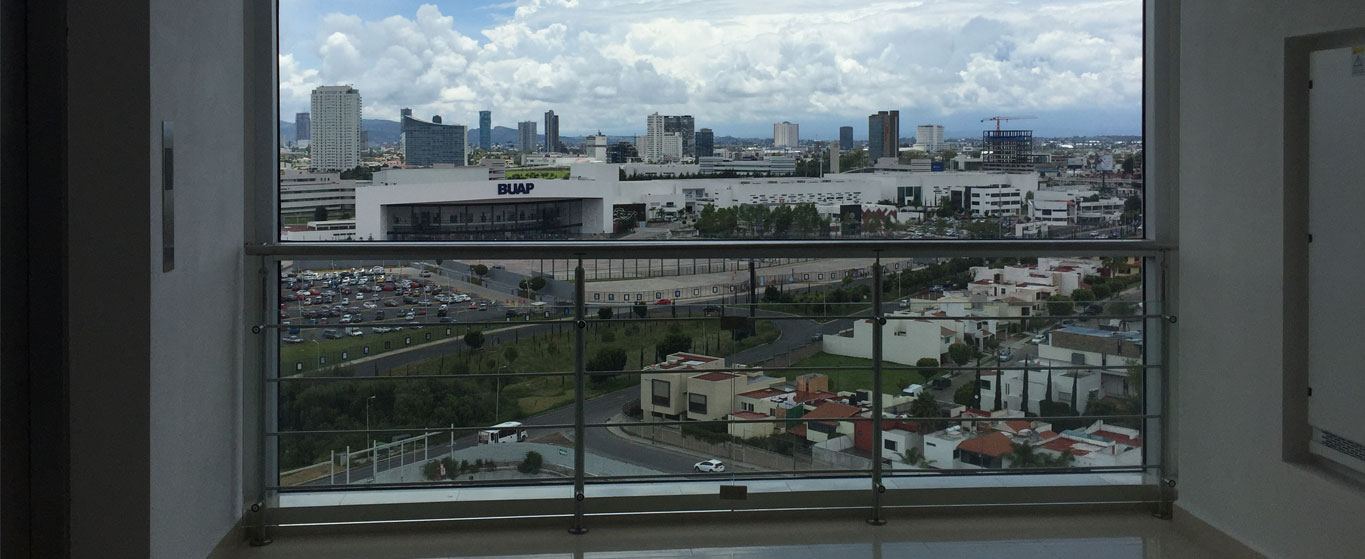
[695,128,714,159]
[309,85,362,171]
[400,110,467,167]
[295,112,310,144]
[643,113,684,162]
[543,110,560,153]
[839,126,853,150]
[916,124,944,153]
[868,110,899,164]
[517,121,537,152]
[479,110,492,151]
[663,115,695,156]
[982,129,1035,172]
[585,132,608,161]
[773,122,799,148]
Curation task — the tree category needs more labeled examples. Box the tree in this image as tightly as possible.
[953,381,977,407]
[632,301,648,318]
[1046,294,1075,316]
[502,346,518,366]
[597,307,613,320]
[762,285,781,303]
[656,333,692,359]
[463,330,485,352]
[1091,284,1111,300]
[1071,288,1096,303]
[471,264,489,277]
[908,390,941,437]
[993,369,1004,411]
[1044,367,1054,402]
[939,149,957,163]
[528,276,547,292]
[312,206,329,222]
[1020,366,1031,415]
[914,358,940,381]
[587,347,628,384]
[1121,155,1135,174]
[1070,370,1079,412]
[895,446,936,468]
[1123,195,1142,213]
[948,343,974,368]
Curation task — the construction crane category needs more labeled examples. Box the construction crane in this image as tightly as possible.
[980,115,1037,131]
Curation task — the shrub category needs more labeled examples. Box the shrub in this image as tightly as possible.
[516,451,544,474]
[422,460,442,480]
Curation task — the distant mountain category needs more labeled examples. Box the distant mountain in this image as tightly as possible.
[277,119,401,146]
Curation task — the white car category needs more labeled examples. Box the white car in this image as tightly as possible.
[1030,333,1047,344]
[346,327,364,337]
[693,459,726,473]
[362,302,378,309]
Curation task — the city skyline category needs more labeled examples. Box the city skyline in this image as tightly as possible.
[279,1,1142,138]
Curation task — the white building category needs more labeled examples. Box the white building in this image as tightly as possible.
[585,133,608,161]
[773,121,799,148]
[309,85,362,171]
[915,124,944,152]
[1037,326,1144,398]
[278,170,355,220]
[979,365,1103,414]
[822,305,998,365]
[963,184,1025,216]
[643,113,685,162]
[968,258,1091,298]
[697,156,796,176]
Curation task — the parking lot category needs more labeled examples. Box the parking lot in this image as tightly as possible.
[276,265,565,369]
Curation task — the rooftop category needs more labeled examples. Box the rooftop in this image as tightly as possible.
[693,372,739,382]
[958,432,1015,457]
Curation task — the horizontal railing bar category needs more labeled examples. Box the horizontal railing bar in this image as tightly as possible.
[271,464,1159,492]
[272,363,1168,382]
[270,413,1159,435]
[248,239,1173,260]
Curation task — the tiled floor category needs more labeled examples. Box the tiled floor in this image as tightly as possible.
[217,509,1260,559]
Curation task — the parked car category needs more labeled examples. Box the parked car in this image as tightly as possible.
[998,349,1013,362]
[420,270,432,277]
[321,329,343,339]
[929,377,952,390]
[693,459,726,473]
[703,305,721,315]
[653,298,672,305]
[281,335,304,344]
[1030,333,1047,344]
[902,384,924,397]
[346,327,364,337]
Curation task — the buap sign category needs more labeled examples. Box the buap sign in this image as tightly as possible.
[497,182,535,195]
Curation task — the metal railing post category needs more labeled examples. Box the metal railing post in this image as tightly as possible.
[570,256,589,534]
[868,255,887,525]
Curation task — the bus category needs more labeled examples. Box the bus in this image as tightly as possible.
[477,421,528,444]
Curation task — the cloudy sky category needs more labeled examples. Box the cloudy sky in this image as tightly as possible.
[280,0,1142,139]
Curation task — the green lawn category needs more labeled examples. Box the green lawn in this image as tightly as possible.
[782,352,936,394]
[281,323,493,375]
[506,168,569,179]
[390,318,781,417]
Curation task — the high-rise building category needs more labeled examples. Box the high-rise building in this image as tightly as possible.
[695,128,714,159]
[543,110,560,153]
[773,122,799,148]
[982,129,1035,173]
[839,126,853,150]
[916,124,944,153]
[607,142,639,164]
[294,112,310,144]
[478,110,492,151]
[643,113,687,162]
[868,110,899,164]
[309,85,362,171]
[830,144,840,174]
[663,115,695,156]
[400,110,467,167]
[517,121,537,152]
[585,132,608,161]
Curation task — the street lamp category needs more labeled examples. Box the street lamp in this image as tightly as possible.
[365,395,377,450]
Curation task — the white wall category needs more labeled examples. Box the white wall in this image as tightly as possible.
[147,0,246,557]
[1178,2,1365,557]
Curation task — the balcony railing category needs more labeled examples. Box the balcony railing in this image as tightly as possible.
[248,244,1171,534]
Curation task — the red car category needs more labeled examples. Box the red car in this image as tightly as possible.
[309,288,320,295]
[654,299,672,305]
[382,284,395,291]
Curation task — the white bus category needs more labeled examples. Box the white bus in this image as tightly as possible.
[477,421,528,444]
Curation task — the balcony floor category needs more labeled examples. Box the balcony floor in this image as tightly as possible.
[213,508,1262,559]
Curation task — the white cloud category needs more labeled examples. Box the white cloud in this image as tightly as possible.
[282,0,1142,135]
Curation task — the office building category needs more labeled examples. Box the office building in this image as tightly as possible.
[517,120,537,153]
[916,124,944,152]
[839,125,854,150]
[309,85,362,171]
[400,110,467,167]
[868,110,899,164]
[695,128,714,159]
[643,113,685,162]
[294,112,310,144]
[544,110,560,153]
[664,115,695,156]
[608,142,640,164]
[478,110,491,151]
[585,132,608,161]
[773,121,799,148]
[982,129,1035,172]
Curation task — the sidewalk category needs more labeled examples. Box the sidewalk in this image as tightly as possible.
[604,414,773,473]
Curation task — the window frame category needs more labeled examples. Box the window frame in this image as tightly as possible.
[245,0,1178,530]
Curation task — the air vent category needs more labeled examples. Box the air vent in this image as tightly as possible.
[1320,430,1365,463]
